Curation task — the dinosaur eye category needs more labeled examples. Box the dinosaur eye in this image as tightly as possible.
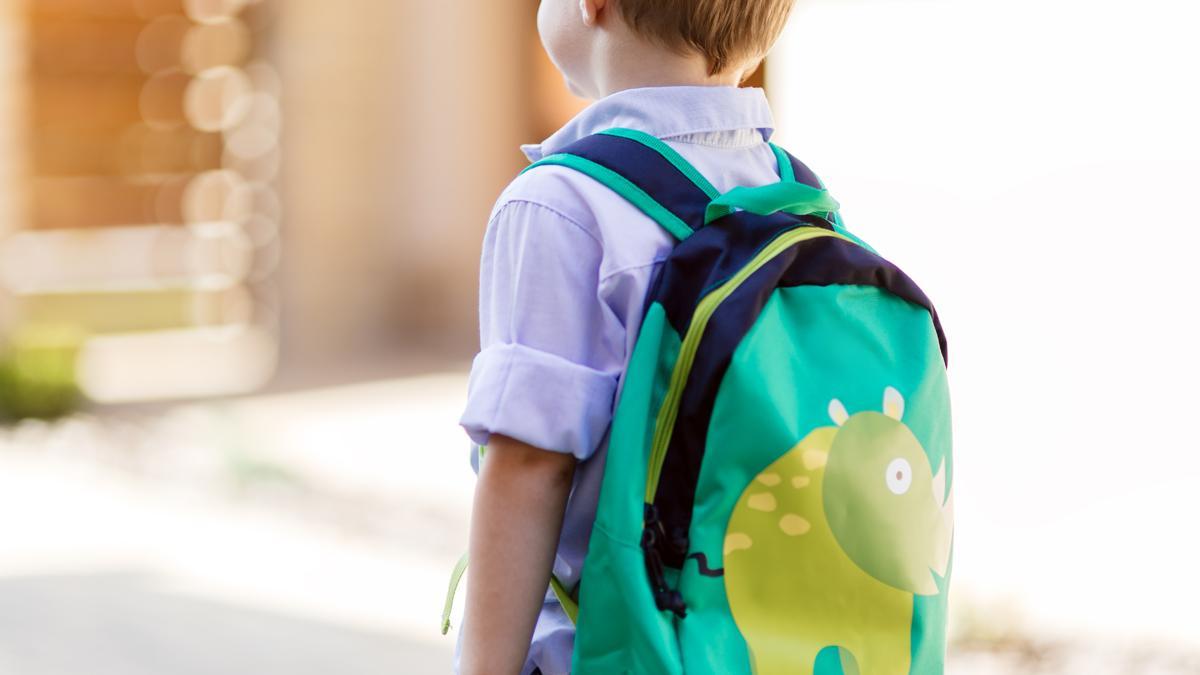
[886,458,912,495]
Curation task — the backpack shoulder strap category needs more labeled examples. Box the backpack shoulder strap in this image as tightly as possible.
[768,142,825,189]
[523,128,718,241]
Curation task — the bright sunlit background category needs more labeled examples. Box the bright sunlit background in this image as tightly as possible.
[0,1,1196,674]
[774,0,1200,665]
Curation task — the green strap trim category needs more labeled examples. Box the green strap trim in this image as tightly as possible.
[441,552,471,635]
[598,128,720,199]
[704,181,841,225]
[439,553,579,634]
[769,143,796,183]
[549,575,579,624]
[524,154,694,241]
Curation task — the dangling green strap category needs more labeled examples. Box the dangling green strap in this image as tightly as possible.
[549,574,579,624]
[441,552,471,635]
[443,443,578,633]
[440,554,579,634]
[704,181,841,225]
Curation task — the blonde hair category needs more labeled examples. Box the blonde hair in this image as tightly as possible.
[613,0,797,75]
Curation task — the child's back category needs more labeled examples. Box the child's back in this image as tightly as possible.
[455,2,952,674]
[461,84,795,675]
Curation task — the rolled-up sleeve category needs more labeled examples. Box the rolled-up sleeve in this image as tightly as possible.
[460,198,625,460]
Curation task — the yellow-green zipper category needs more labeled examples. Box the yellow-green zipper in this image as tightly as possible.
[644,226,855,505]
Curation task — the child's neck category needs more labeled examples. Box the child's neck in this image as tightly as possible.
[589,33,749,98]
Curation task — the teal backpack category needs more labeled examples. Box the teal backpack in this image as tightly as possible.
[445,128,954,675]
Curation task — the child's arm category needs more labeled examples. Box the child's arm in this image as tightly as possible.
[459,433,577,675]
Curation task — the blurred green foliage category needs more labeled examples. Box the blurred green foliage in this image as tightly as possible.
[0,324,85,421]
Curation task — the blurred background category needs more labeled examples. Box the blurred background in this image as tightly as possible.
[0,0,1196,673]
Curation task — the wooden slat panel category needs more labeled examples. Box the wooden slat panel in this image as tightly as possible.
[31,175,188,229]
[29,18,145,75]
[30,126,221,178]
[78,325,276,403]
[28,0,184,21]
[9,0,283,404]
[0,223,251,292]
[0,0,25,245]
[31,74,149,131]
[18,286,250,334]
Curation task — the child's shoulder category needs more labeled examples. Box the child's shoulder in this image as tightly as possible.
[489,163,604,231]
[486,158,676,274]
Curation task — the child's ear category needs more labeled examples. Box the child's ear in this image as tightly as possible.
[580,0,607,27]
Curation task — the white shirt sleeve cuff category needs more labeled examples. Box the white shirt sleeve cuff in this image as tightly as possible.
[459,343,619,461]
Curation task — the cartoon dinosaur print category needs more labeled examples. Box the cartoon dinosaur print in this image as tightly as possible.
[723,387,954,675]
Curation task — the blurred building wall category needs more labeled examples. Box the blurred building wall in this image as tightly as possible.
[0,0,25,331]
[0,0,282,405]
[0,1,556,402]
[275,1,530,375]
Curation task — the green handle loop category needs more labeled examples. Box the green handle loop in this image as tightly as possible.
[439,553,579,634]
[704,182,840,225]
[441,552,470,635]
[549,574,580,624]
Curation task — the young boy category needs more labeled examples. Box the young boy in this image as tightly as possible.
[458,1,797,673]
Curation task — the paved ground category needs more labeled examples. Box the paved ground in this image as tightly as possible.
[1,375,1196,674]
[0,375,470,675]
[0,572,448,675]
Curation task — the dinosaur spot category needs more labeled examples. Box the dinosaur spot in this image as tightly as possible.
[748,493,777,512]
[756,472,782,486]
[803,449,828,470]
[791,475,811,488]
[724,532,753,555]
[779,514,811,536]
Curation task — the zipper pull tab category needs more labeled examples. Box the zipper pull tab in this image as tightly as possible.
[641,504,687,618]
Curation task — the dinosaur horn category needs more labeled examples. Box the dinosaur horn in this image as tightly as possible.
[828,399,849,426]
[883,386,905,420]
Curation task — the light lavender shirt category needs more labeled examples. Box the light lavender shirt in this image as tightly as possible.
[458,85,790,675]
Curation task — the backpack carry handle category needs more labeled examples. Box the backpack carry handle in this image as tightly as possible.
[527,129,838,239]
[704,181,840,225]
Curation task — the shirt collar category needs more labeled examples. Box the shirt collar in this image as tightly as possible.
[521,85,776,162]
